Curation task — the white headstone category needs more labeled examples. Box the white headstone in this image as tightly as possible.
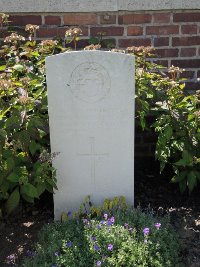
[46,51,135,220]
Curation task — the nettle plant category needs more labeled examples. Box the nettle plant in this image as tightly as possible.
[0,19,67,214]
[130,46,200,193]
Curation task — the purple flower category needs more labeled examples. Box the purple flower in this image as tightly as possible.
[96,260,102,266]
[91,236,96,241]
[104,213,108,220]
[67,211,72,217]
[26,250,36,258]
[124,223,129,229]
[108,244,113,251]
[51,265,58,267]
[6,254,15,263]
[54,251,59,257]
[97,224,101,229]
[94,244,100,251]
[107,220,112,226]
[110,216,115,224]
[154,223,161,229]
[143,228,150,235]
[66,241,72,247]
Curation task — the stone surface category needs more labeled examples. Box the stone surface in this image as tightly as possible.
[46,51,135,219]
[0,0,200,12]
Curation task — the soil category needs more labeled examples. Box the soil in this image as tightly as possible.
[0,157,200,267]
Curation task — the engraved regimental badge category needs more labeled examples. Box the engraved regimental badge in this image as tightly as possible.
[69,62,111,103]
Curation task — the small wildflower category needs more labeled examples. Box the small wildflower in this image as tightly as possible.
[6,254,15,264]
[54,251,59,257]
[108,244,113,251]
[154,223,161,230]
[40,40,58,47]
[25,24,39,33]
[143,228,150,235]
[110,216,115,224]
[144,239,148,244]
[107,220,112,226]
[103,213,108,220]
[91,236,96,241]
[84,44,101,50]
[124,223,129,229]
[97,224,101,229]
[26,250,36,258]
[4,32,25,43]
[66,241,72,247]
[94,244,100,251]
[96,260,102,266]
[67,211,72,217]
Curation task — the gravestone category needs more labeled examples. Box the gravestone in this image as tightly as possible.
[46,51,135,220]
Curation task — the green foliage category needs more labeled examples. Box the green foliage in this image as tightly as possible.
[0,25,63,214]
[131,47,200,193]
[22,197,181,267]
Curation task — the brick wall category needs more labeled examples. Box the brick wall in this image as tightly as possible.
[1,10,200,157]
[1,11,200,90]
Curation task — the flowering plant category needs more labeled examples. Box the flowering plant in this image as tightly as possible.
[0,17,66,215]
[22,198,181,267]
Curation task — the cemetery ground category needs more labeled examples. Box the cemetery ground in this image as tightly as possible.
[0,157,200,267]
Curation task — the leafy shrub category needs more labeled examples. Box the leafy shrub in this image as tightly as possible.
[131,46,200,192]
[0,18,67,214]
[22,197,181,267]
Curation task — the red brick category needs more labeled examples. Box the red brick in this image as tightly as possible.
[153,60,169,67]
[63,14,97,25]
[146,25,179,35]
[37,27,88,38]
[174,12,200,22]
[172,36,200,46]
[180,48,196,57]
[180,71,195,79]
[65,39,90,49]
[90,26,123,36]
[118,14,152,24]
[127,26,143,36]
[155,48,179,58]
[100,15,116,24]
[171,59,200,68]
[118,38,151,48]
[184,82,200,91]
[154,37,169,47]
[9,15,42,26]
[181,25,197,34]
[153,13,170,23]
[45,16,61,25]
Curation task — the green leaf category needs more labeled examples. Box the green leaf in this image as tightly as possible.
[36,183,46,196]
[6,187,20,214]
[21,194,34,203]
[6,158,15,171]
[21,183,39,199]
[171,171,187,183]
[187,171,197,193]
[0,65,6,71]
[29,140,40,156]
[179,180,187,193]
[13,64,24,72]
[164,125,173,140]
[7,172,19,183]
